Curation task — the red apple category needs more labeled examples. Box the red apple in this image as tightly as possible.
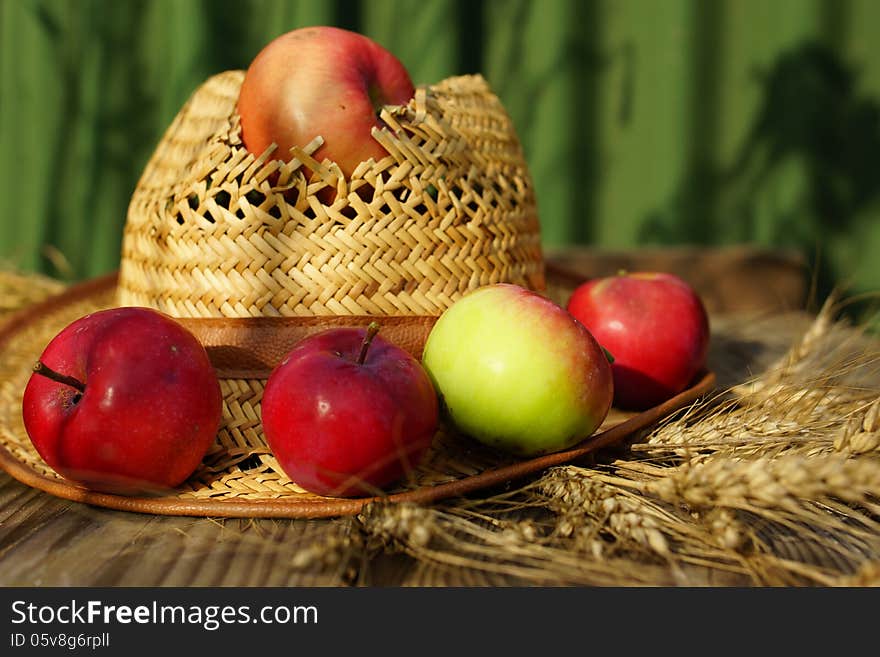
[566,272,710,410]
[21,307,223,494]
[260,323,438,497]
[237,26,415,179]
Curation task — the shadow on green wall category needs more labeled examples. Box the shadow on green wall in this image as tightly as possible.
[641,42,880,316]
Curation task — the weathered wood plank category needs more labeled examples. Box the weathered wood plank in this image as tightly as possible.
[0,474,358,586]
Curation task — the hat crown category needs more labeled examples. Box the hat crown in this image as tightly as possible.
[116,70,544,319]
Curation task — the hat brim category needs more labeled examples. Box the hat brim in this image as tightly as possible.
[0,265,715,518]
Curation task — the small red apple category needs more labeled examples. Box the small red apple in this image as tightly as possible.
[566,272,710,410]
[260,323,438,497]
[237,26,415,179]
[21,307,223,494]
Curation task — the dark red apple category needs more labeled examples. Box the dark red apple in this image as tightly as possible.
[237,26,415,179]
[566,272,710,410]
[260,323,438,497]
[21,307,222,494]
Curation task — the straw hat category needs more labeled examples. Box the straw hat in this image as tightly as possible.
[0,71,714,518]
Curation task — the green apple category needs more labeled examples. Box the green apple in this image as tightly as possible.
[422,283,614,456]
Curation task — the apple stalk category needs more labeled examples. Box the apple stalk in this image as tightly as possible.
[32,361,86,394]
[357,322,382,365]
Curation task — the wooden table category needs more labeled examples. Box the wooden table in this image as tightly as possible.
[0,247,812,586]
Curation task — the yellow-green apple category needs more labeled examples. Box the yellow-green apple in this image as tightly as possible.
[260,323,438,497]
[421,284,614,457]
[21,307,222,494]
[566,272,710,410]
[237,26,415,179]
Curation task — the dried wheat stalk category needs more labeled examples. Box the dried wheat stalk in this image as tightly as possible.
[354,299,880,586]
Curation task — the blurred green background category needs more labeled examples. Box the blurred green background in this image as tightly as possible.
[2,0,880,309]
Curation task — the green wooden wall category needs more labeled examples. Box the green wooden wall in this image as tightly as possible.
[2,0,880,307]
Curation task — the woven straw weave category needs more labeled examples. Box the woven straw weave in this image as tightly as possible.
[116,70,544,317]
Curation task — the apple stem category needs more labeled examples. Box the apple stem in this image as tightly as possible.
[32,361,86,394]
[357,322,381,365]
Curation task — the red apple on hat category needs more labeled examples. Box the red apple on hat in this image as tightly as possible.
[21,307,223,494]
[237,26,415,179]
[260,323,438,497]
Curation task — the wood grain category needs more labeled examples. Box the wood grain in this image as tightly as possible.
[0,473,358,586]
